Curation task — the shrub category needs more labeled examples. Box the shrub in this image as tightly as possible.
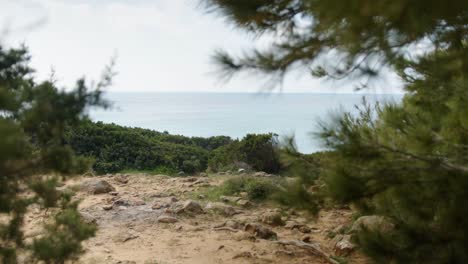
[208,133,281,173]
[67,121,232,174]
[218,176,281,202]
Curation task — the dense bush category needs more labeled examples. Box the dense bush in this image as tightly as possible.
[214,176,281,202]
[67,121,232,174]
[208,133,281,173]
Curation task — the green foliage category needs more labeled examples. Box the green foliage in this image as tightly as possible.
[0,45,107,262]
[215,176,281,201]
[208,133,281,173]
[203,1,468,263]
[67,121,232,174]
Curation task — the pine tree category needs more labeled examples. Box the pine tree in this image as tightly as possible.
[0,45,111,263]
[201,1,468,263]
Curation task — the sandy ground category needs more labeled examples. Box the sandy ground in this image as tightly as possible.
[23,173,369,264]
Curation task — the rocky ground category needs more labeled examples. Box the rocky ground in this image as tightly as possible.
[24,173,371,264]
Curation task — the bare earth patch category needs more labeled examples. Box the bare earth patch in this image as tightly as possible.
[24,174,370,264]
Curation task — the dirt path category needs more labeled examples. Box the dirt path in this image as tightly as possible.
[26,174,367,264]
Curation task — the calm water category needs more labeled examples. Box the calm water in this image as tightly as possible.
[90,93,403,153]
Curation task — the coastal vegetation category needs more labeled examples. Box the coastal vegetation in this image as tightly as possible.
[66,121,284,175]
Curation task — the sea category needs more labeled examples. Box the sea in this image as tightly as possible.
[90,92,403,153]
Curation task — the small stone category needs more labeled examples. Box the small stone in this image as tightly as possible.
[133,199,145,206]
[236,199,252,207]
[301,235,311,243]
[237,168,245,173]
[102,204,113,211]
[298,225,312,233]
[157,215,179,223]
[198,194,206,199]
[109,191,119,196]
[334,235,356,256]
[220,196,242,203]
[176,200,204,215]
[81,179,115,194]
[151,203,165,210]
[205,202,239,217]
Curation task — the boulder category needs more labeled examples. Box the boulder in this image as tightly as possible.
[244,223,277,240]
[114,174,129,184]
[260,211,285,226]
[205,202,239,216]
[350,215,395,234]
[176,200,204,215]
[81,179,115,194]
[333,235,356,256]
[157,215,179,223]
[236,199,252,207]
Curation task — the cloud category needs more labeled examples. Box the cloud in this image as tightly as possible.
[0,0,402,93]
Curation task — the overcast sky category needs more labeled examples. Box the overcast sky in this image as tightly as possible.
[0,0,402,93]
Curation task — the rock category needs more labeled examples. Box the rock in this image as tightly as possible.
[239,192,248,197]
[152,202,170,210]
[244,223,277,240]
[301,235,312,243]
[113,199,131,206]
[350,215,395,234]
[109,191,119,196]
[220,196,242,203]
[237,168,246,173]
[157,215,179,223]
[205,202,239,217]
[132,199,145,206]
[198,194,206,199]
[298,225,312,233]
[236,199,252,207]
[102,204,113,211]
[334,235,356,256]
[260,211,285,226]
[199,172,208,177]
[114,174,129,184]
[177,171,185,176]
[176,200,204,215]
[81,179,115,194]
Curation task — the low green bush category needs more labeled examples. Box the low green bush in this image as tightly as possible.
[208,133,281,173]
[217,176,281,201]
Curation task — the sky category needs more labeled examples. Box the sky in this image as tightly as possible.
[0,0,403,94]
